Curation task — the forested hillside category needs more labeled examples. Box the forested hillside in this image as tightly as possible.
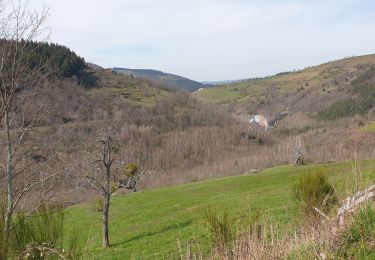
[13,40,97,86]
[113,67,205,92]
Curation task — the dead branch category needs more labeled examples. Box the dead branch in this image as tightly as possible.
[337,184,375,225]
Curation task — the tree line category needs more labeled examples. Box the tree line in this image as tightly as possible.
[0,39,98,87]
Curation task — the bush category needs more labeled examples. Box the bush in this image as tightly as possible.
[338,204,375,258]
[292,170,338,219]
[205,209,237,253]
[0,198,82,259]
[124,163,139,176]
[96,198,104,212]
[317,99,357,120]
[10,204,64,256]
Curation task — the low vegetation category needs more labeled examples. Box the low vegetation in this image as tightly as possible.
[204,209,238,254]
[362,121,375,132]
[60,161,374,258]
[338,204,375,258]
[318,67,375,120]
[0,201,80,259]
[292,169,338,219]
[217,203,375,259]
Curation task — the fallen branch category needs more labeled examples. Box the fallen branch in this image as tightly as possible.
[313,207,329,220]
[337,184,375,225]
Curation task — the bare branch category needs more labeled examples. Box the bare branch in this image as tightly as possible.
[10,168,66,214]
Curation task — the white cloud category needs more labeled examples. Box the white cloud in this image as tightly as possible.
[29,0,375,81]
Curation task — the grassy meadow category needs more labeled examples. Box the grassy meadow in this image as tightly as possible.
[64,161,375,259]
[362,121,375,132]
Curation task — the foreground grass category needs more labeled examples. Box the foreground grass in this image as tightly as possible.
[64,161,375,259]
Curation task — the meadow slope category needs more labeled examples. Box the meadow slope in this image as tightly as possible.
[64,161,375,259]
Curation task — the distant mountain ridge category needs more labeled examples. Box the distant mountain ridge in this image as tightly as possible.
[112,67,206,92]
[201,79,242,85]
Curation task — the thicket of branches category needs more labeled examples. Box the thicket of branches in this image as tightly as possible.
[0,1,74,257]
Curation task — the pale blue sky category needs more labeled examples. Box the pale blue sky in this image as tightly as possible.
[30,0,375,81]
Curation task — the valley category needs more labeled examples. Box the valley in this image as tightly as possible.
[1,1,375,258]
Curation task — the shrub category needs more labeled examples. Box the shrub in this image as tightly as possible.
[317,99,357,120]
[0,197,82,259]
[96,198,104,212]
[9,204,64,257]
[292,170,338,219]
[205,209,237,254]
[124,163,139,176]
[338,204,375,258]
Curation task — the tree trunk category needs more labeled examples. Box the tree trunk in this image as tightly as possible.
[102,193,110,248]
[4,110,13,240]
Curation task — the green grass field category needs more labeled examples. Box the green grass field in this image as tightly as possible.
[193,88,243,103]
[64,161,375,259]
[362,121,375,132]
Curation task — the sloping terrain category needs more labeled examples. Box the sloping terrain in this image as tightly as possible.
[87,69,173,106]
[28,52,375,195]
[193,55,375,166]
[194,54,375,111]
[113,67,206,92]
[64,161,375,259]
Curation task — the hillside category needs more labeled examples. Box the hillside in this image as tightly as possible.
[194,54,375,114]
[29,51,375,192]
[63,161,375,259]
[113,67,206,92]
[86,68,173,106]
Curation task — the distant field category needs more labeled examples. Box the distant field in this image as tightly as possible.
[63,161,375,259]
[193,88,243,103]
[87,70,171,106]
[362,121,375,132]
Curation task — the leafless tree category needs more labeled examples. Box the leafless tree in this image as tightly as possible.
[0,0,66,246]
[291,136,306,165]
[84,126,146,248]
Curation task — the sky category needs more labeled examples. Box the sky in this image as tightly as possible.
[29,0,375,81]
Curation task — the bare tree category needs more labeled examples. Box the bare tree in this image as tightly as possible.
[0,0,65,246]
[84,126,146,248]
[291,136,306,165]
[0,0,50,121]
